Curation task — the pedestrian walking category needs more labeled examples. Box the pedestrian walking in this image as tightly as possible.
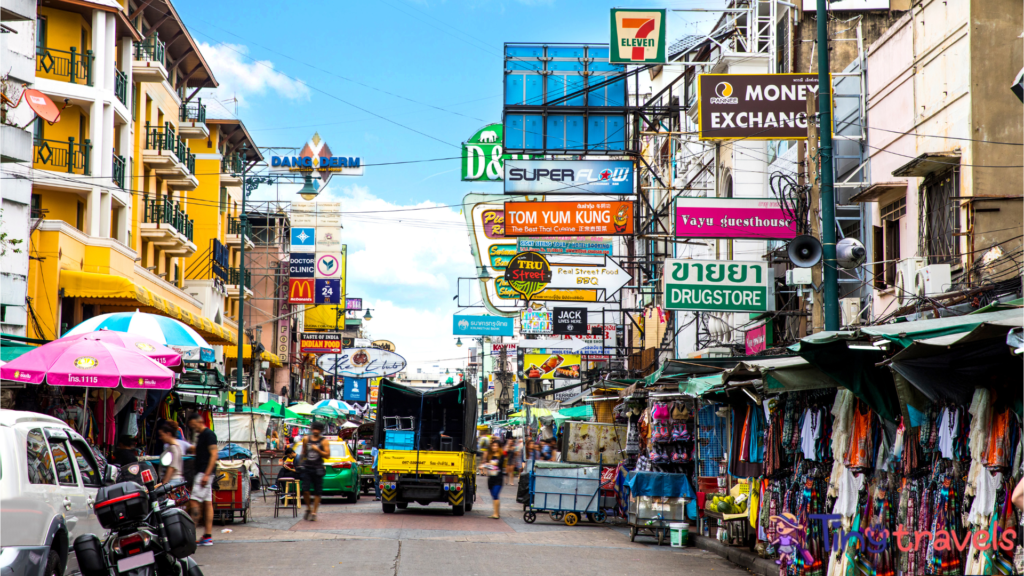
[479,439,506,519]
[372,444,381,501]
[300,422,330,521]
[156,422,184,485]
[186,413,217,547]
[524,438,539,462]
[506,438,520,485]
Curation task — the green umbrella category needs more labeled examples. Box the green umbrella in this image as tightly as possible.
[256,400,306,421]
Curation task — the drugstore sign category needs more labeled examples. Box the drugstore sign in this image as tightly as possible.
[663,259,774,313]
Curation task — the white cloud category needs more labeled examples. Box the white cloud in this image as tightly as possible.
[316,184,477,373]
[197,42,310,107]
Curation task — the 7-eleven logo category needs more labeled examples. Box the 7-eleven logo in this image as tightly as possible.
[611,9,666,64]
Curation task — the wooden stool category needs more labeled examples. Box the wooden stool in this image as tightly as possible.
[274,479,301,518]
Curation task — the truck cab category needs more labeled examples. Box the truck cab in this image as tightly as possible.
[372,380,478,515]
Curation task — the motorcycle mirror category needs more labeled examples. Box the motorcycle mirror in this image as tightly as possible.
[160,451,174,467]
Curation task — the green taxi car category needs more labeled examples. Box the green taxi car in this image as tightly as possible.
[296,438,361,502]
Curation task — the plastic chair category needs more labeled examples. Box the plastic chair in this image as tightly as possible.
[274,479,301,518]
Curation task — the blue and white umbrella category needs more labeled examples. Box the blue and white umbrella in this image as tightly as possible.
[63,311,215,363]
[312,399,356,418]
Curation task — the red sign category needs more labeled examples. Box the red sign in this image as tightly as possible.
[481,209,505,239]
[745,324,767,355]
[504,201,633,237]
[288,278,314,304]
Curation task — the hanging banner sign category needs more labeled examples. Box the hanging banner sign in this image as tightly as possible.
[343,377,368,402]
[504,201,633,236]
[520,305,553,335]
[453,315,515,336]
[300,332,345,353]
[698,74,820,140]
[314,279,341,304]
[316,228,342,251]
[518,351,583,380]
[345,298,363,310]
[517,237,614,256]
[663,259,775,313]
[317,349,407,378]
[289,253,315,278]
[610,8,667,64]
[291,227,316,252]
[289,278,314,304]
[552,307,587,335]
[675,198,798,240]
[504,160,634,195]
[745,323,768,355]
[315,252,343,279]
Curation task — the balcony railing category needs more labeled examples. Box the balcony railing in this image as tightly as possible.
[115,69,128,106]
[180,99,206,123]
[229,267,252,290]
[144,123,196,175]
[221,152,243,176]
[34,137,91,175]
[112,153,126,188]
[134,36,165,66]
[227,216,252,240]
[144,197,194,242]
[36,47,93,85]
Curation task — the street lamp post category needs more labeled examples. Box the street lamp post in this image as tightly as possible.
[234,145,272,413]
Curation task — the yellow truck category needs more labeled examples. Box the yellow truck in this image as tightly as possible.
[373,379,478,515]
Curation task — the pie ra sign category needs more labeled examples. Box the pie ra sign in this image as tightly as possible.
[610,9,667,64]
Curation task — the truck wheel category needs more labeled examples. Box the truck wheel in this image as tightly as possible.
[464,488,474,512]
[396,503,408,509]
[452,501,465,516]
[382,503,396,514]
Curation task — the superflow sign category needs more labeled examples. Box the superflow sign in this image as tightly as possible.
[553,308,587,336]
[610,9,667,64]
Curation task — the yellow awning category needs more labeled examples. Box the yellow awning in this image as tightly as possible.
[58,270,236,346]
[223,345,283,367]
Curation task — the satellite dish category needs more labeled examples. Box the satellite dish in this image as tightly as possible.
[22,89,62,124]
[836,238,867,269]
[787,235,823,268]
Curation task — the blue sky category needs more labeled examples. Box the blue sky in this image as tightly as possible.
[176,0,718,371]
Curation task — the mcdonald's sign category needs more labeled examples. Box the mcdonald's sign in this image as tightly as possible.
[289,278,314,304]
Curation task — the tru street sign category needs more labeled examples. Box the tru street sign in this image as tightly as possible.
[505,253,632,302]
[663,259,775,313]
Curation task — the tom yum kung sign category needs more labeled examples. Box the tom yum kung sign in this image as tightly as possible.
[698,74,821,140]
[676,198,797,240]
[504,201,633,237]
[663,259,775,313]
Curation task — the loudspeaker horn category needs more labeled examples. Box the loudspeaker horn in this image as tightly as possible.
[788,235,823,268]
[836,237,867,269]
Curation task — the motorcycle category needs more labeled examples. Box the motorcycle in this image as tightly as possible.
[73,452,204,576]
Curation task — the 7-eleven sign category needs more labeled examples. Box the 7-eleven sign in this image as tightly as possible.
[610,9,667,64]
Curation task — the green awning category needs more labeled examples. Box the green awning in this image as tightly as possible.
[724,356,840,393]
[557,405,595,420]
[256,400,307,421]
[680,374,723,396]
[792,339,901,422]
[862,309,1023,347]
[1,339,38,362]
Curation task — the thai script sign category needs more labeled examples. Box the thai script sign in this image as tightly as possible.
[675,198,797,240]
[663,259,774,313]
[517,237,614,256]
[453,315,515,336]
[698,74,820,140]
[504,201,633,236]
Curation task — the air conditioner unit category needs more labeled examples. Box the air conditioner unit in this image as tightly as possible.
[839,297,862,326]
[895,258,927,306]
[915,264,952,298]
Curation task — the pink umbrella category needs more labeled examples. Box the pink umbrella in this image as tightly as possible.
[61,329,182,367]
[0,335,175,390]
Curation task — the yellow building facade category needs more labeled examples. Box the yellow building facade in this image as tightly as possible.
[26,0,279,366]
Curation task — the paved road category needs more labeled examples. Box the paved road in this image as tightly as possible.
[195,480,747,576]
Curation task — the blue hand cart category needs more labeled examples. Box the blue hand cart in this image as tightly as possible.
[522,459,610,526]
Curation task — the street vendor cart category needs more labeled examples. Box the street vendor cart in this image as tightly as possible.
[625,471,694,545]
[213,460,251,524]
[522,460,609,526]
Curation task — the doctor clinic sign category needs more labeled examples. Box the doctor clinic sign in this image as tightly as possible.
[663,260,774,313]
